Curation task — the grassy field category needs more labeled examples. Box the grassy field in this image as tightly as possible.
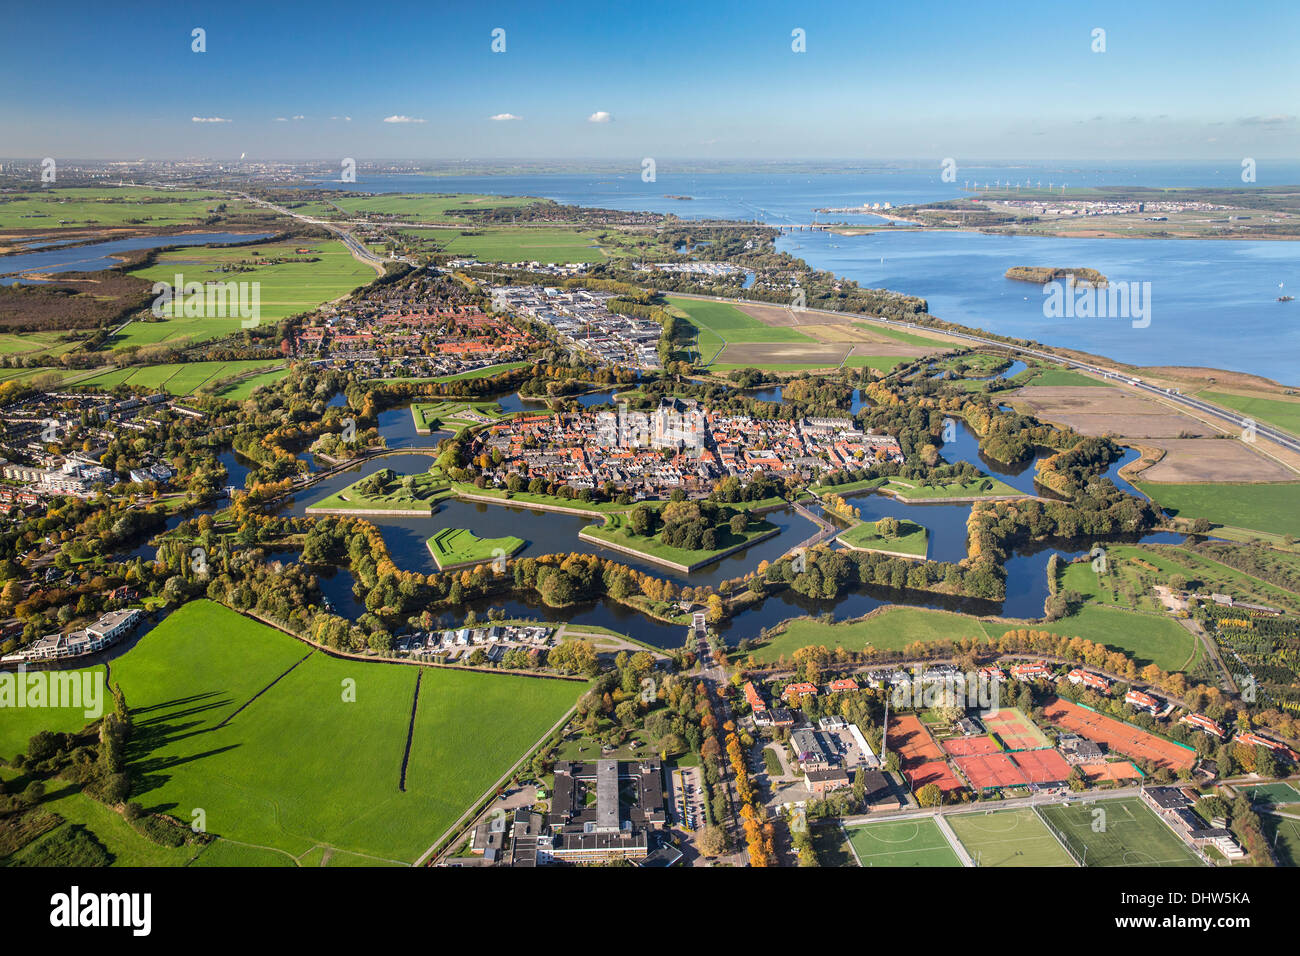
[0,186,239,229]
[1036,797,1202,867]
[1023,368,1108,387]
[427,527,524,570]
[845,818,962,867]
[876,475,1023,500]
[117,239,374,349]
[1240,781,1300,806]
[947,807,1076,867]
[77,360,286,397]
[0,664,107,761]
[665,295,811,365]
[112,600,582,863]
[368,361,531,384]
[1049,604,1198,672]
[410,400,505,434]
[426,227,608,263]
[1261,813,1300,867]
[1200,390,1300,436]
[839,517,929,557]
[308,469,450,513]
[291,192,539,224]
[741,607,1004,664]
[1134,480,1300,538]
[581,511,777,569]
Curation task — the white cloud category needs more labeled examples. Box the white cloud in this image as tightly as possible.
[383,115,426,124]
[587,111,613,124]
[275,117,288,122]
[490,113,521,122]
[192,116,231,124]
[330,116,353,122]
[292,114,305,121]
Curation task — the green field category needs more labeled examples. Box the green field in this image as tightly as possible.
[308,468,450,514]
[742,607,1004,664]
[427,227,608,264]
[845,818,962,867]
[839,517,929,557]
[427,527,524,570]
[1036,797,1202,867]
[1261,813,1300,867]
[117,240,374,349]
[1022,368,1109,388]
[876,475,1023,500]
[1134,480,1300,538]
[1049,604,1198,672]
[0,187,241,229]
[410,400,505,434]
[77,360,286,397]
[111,600,582,862]
[581,511,778,570]
[0,664,107,761]
[290,192,539,224]
[368,361,531,384]
[1200,390,1300,435]
[948,808,1076,867]
[665,295,812,365]
[1240,781,1300,806]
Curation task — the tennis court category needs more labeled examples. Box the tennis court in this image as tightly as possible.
[1241,781,1300,806]
[1035,797,1203,867]
[1042,698,1196,771]
[955,749,1072,790]
[982,707,1050,750]
[845,818,962,867]
[891,714,964,792]
[943,735,1001,756]
[948,808,1076,867]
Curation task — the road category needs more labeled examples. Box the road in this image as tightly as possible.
[676,291,1300,459]
[231,191,397,274]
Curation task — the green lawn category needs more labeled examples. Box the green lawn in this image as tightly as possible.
[294,192,539,224]
[1261,813,1300,867]
[117,239,374,349]
[1046,603,1198,672]
[0,664,107,762]
[947,808,1076,867]
[1035,797,1202,867]
[427,527,524,570]
[845,818,962,867]
[368,361,531,385]
[877,475,1023,500]
[410,400,505,434]
[839,518,929,557]
[112,600,582,863]
[665,296,812,360]
[1135,481,1300,538]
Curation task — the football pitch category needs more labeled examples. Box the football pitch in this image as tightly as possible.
[948,808,1076,867]
[1241,782,1300,806]
[1035,797,1203,867]
[844,818,962,867]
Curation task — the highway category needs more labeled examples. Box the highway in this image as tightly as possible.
[679,292,1300,457]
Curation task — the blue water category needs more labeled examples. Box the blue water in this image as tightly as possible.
[0,232,274,285]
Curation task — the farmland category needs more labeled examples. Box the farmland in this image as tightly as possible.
[116,239,374,349]
[0,186,243,230]
[77,359,287,397]
[112,600,582,863]
[1135,480,1300,538]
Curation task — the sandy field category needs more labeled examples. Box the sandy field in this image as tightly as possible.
[1012,385,1217,438]
[1131,438,1296,483]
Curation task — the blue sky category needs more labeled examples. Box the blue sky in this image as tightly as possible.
[2,0,1297,160]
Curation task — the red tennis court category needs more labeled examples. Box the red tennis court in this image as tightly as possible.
[1042,698,1196,771]
[943,735,1001,756]
[955,748,1072,789]
[890,714,964,792]
[1079,760,1142,783]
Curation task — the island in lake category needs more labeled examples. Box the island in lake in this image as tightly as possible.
[1005,266,1109,287]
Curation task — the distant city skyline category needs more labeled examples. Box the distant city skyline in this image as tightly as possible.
[3,0,1298,161]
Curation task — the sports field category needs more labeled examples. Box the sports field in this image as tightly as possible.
[428,227,608,263]
[956,749,1073,790]
[948,808,1076,867]
[1036,797,1203,867]
[113,600,582,863]
[983,706,1050,750]
[1042,698,1197,772]
[890,713,964,792]
[845,818,962,867]
[1241,781,1300,806]
[1261,812,1300,867]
